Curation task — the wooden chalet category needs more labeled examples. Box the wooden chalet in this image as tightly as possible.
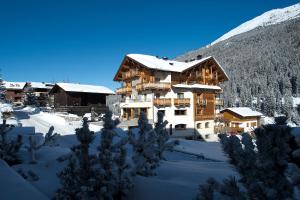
[24,82,55,106]
[4,81,26,106]
[219,107,263,134]
[113,54,229,140]
[49,83,114,115]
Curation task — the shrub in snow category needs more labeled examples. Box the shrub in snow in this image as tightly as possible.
[25,126,59,164]
[196,117,295,200]
[155,111,179,160]
[56,113,133,200]
[129,112,160,177]
[0,119,23,165]
[56,117,96,199]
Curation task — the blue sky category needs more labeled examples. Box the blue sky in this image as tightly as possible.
[0,0,298,89]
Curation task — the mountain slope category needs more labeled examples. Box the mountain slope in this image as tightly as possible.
[176,5,300,118]
[210,3,300,46]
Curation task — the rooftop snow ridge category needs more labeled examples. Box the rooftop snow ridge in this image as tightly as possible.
[209,3,300,46]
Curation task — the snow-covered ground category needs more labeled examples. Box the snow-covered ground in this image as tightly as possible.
[0,105,237,199]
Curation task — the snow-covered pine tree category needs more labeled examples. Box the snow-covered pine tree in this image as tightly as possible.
[196,118,295,200]
[56,117,96,199]
[0,70,5,101]
[155,111,179,160]
[0,119,23,165]
[97,110,133,199]
[25,88,37,106]
[129,111,160,177]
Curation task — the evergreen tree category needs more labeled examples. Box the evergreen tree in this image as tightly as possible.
[0,70,5,101]
[196,118,295,200]
[129,112,160,176]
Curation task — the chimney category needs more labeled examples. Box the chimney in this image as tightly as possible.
[162,57,168,60]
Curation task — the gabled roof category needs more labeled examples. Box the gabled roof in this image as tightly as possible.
[114,54,229,81]
[221,107,263,118]
[26,82,54,89]
[50,83,114,94]
[173,84,222,91]
[3,81,26,90]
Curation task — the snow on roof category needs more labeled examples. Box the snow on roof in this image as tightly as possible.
[56,83,114,94]
[126,54,229,80]
[27,82,53,89]
[210,3,300,46]
[3,81,26,90]
[127,54,213,72]
[221,107,263,118]
[173,84,222,91]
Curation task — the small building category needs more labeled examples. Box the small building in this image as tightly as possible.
[49,83,114,115]
[4,81,26,106]
[220,107,263,134]
[24,82,55,106]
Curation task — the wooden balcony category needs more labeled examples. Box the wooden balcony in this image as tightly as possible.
[215,99,224,106]
[136,82,171,92]
[122,70,141,80]
[228,127,244,133]
[115,87,132,95]
[153,98,171,106]
[195,115,215,121]
[196,99,207,106]
[174,98,190,106]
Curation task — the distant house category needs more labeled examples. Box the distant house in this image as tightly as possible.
[220,107,263,134]
[49,83,114,115]
[4,81,26,106]
[24,82,55,106]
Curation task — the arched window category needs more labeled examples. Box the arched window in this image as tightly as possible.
[175,124,187,130]
[205,122,210,128]
[197,123,202,129]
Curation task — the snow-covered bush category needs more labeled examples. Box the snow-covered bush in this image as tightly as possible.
[196,117,295,199]
[129,112,160,177]
[0,119,23,165]
[155,111,179,160]
[56,112,133,200]
[25,126,59,164]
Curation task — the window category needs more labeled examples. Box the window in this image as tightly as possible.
[175,124,186,130]
[158,110,165,116]
[251,122,257,127]
[246,123,249,127]
[177,93,184,99]
[197,123,202,129]
[174,110,187,115]
[205,122,210,128]
[155,77,160,82]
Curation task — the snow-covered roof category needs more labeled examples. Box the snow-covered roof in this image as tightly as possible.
[221,107,263,118]
[26,82,53,89]
[3,81,26,90]
[210,3,300,46]
[173,84,222,91]
[125,54,229,80]
[55,83,114,94]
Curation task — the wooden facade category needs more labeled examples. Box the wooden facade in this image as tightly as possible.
[5,89,25,105]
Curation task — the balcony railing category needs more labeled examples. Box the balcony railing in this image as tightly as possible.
[174,98,190,106]
[122,98,152,103]
[115,87,132,95]
[136,82,171,92]
[215,99,224,106]
[122,70,141,80]
[196,99,207,106]
[153,98,172,106]
[195,115,215,121]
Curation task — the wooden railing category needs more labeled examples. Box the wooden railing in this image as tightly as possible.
[196,99,207,106]
[153,98,172,106]
[115,87,132,94]
[195,115,215,121]
[215,99,224,106]
[122,70,141,80]
[136,82,171,91]
[174,98,190,106]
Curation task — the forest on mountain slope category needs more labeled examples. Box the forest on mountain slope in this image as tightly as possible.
[176,17,300,122]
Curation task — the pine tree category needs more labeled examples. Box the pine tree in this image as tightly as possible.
[196,118,295,200]
[155,111,179,160]
[0,119,23,165]
[0,70,5,101]
[129,112,160,177]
